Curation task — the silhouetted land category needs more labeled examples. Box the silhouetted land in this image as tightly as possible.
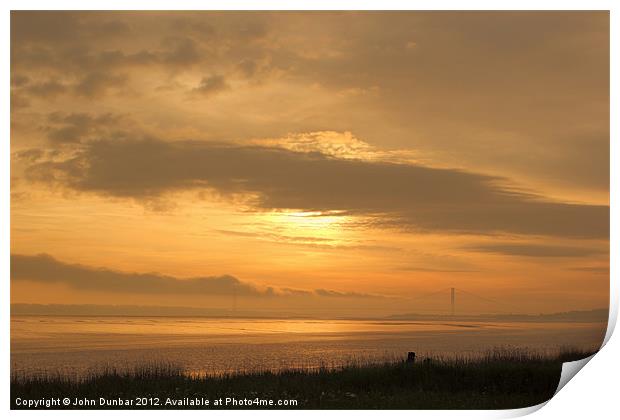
[387,308,609,323]
[10,304,609,323]
[12,348,594,410]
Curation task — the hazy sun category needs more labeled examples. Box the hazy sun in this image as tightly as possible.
[265,210,350,239]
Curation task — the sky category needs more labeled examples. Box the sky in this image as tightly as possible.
[10,11,609,317]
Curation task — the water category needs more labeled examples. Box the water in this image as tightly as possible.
[11,316,606,378]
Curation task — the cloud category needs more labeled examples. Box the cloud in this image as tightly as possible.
[161,37,203,67]
[12,74,127,101]
[215,229,333,243]
[11,254,384,299]
[237,59,259,78]
[169,17,216,38]
[11,74,30,87]
[192,75,229,96]
[213,229,397,252]
[24,138,609,238]
[11,12,132,44]
[280,287,381,299]
[466,243,605,257]
[25,80,68,98]
[314,288,379,299]
[11,16,203,78]
[11,11,82,44]
[11,93,30,110]
[10,12,607,200]
[11,253,265,296]
[568,266,609,274]
[90,19,131,37]
[20,47,156,73]
[396,266,478,273]
[74,72,127,98]
[45,112,124,144]
[14,149,45,163]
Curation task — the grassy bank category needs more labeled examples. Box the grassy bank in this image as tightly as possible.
[11,348,594,410]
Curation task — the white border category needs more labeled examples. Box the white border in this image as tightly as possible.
[2,2,617,420]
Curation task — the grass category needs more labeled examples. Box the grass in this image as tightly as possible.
[11,347,595,410]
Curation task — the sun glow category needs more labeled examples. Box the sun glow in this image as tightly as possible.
[286,211,344,231]
[261,210,351,240]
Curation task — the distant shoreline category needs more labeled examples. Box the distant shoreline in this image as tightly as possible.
[10,304,609,323]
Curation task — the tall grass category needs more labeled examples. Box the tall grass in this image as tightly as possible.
[11,347,597,410]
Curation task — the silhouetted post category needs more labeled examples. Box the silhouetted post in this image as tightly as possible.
[407,352,416,364]
[450,287,455,317]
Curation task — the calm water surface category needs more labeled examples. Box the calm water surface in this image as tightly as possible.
[11,316,606,377]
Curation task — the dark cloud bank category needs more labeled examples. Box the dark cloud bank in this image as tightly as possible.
[23,139,609,239]
[10,254,380,299]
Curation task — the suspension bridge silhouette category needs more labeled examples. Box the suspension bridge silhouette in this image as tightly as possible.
[228,284,518,316]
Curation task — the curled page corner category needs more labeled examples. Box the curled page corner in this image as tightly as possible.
[551,300,619,397]
[554,354,596,396]
[603,295,618,347]
[504,305,615,417]
[500,401,548,418]
[507,354,599,418]
[552,298,620,395]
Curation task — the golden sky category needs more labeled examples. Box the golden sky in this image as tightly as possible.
[10,11,609,317]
